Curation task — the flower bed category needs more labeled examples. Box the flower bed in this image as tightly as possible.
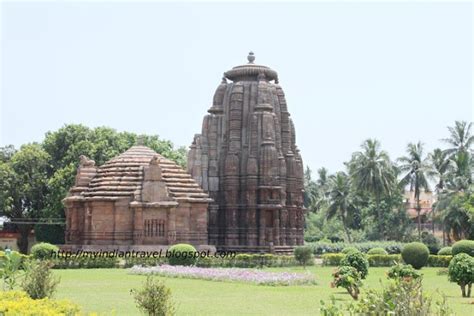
[129,265,316,286]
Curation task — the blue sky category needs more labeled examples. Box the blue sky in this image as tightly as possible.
[1,1,472,173]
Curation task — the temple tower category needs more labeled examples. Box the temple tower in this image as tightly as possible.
[188,52,305,252]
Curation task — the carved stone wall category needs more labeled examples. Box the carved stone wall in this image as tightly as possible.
[188,53,305,252]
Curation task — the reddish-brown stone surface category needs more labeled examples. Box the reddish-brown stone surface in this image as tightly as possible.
[188,53,305,252]
[64,146,211,247]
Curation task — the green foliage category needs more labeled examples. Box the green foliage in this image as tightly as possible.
[0,250,25,290]
[347,277,452,315]
[341,247,358,254]
[167,244,197,266]
[367,247,388,255]
[197,254,299,268]
[331,265,362,300]
[402,242,430,269]
[366,254,402,267]
[52,255,118,269]
[40,124,188,242]
[30,242,59,260]
[0,290,81,315]
[308,241,406,255]
[0,144,51,253]
[21,259,60,299]
[438,247,453,256]
[448,253,474,297]
[427,255,452,268]
[452,239,474,257]
[421,231,441,254]
[293,246,313,268]
[340,251,369,279]
[131,276,175,316]
[387,264,421,280]
[34,224,65,245]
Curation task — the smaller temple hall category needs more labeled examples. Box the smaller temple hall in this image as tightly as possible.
[63,145,211,248]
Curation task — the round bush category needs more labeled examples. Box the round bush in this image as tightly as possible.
[448,253,474,297]
[367,247,388,255]
[452,240,474,257]
[438,247,453,256]
[341,251,369,279]
[294,246,314,267]
[167,244,197,266]
[401,242,429,269]
[341,247,359,254]
[30,243,59,260]
[387,264,421,280]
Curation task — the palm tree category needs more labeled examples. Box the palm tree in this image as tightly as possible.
[326,172,355,242]
[398,142,431,239]
[348,139,396,239]
[427,148,451,235]
[441,121,474,156]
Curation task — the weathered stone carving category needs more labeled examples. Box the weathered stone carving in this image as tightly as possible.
[188,53,305,252]
[64,146,211,247]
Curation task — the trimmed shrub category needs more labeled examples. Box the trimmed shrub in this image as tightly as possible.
[322,254,345,266]
[437,247,452,256]
[52,255,118,269]
[448,253,474,297]
[294,246,314,268]
[131,276,175,316]
[21,260,60,299]
[167,244,197,266]
[401,242,429,269]
[427,255,452,267]
[367,254,401,267]
[308,241,405,255]
[452,240,474,257]
[331,265,361,300]
[340,251,369,279]
[387,264,421,280]
[341,247,359,254]
[367,247,388,255]
[30,243,59,260]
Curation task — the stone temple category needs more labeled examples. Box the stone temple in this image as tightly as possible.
[64,146,211,248]
[188,52,305,253]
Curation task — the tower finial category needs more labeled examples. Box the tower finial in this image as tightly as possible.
[247,51,255,64]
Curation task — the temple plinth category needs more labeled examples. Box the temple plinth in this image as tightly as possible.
[188,52,305,253]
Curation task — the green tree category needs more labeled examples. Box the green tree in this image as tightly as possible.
[398,142,431,239]
[326,172,356,242]
[0,144,50,253]
[348,139,396,239]
[441,121,474,157]
[39,124,187,244]
[428,148,451,234]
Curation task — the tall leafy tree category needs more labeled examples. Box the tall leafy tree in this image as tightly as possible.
[427,148,451,233]
[325,172,356,242]
[441,121,474,156]
[397,142,431,239]
[40,124,187,244]
[0,144,50,253]
[348,139,396,239]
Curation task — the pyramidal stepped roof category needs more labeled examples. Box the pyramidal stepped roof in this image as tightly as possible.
[68,145,210,203]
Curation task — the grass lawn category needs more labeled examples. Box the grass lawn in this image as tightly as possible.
[54,266,474,315]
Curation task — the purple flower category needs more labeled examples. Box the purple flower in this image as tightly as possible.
[129,265,316,286]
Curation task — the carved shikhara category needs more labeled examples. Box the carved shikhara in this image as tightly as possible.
[188,53,305,252]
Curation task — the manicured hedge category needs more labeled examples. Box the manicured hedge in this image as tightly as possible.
[52,255,118,269]
[452,240,474,257]
[308,241,406,255]
[322,253,451,267]
[198,254,300,268]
